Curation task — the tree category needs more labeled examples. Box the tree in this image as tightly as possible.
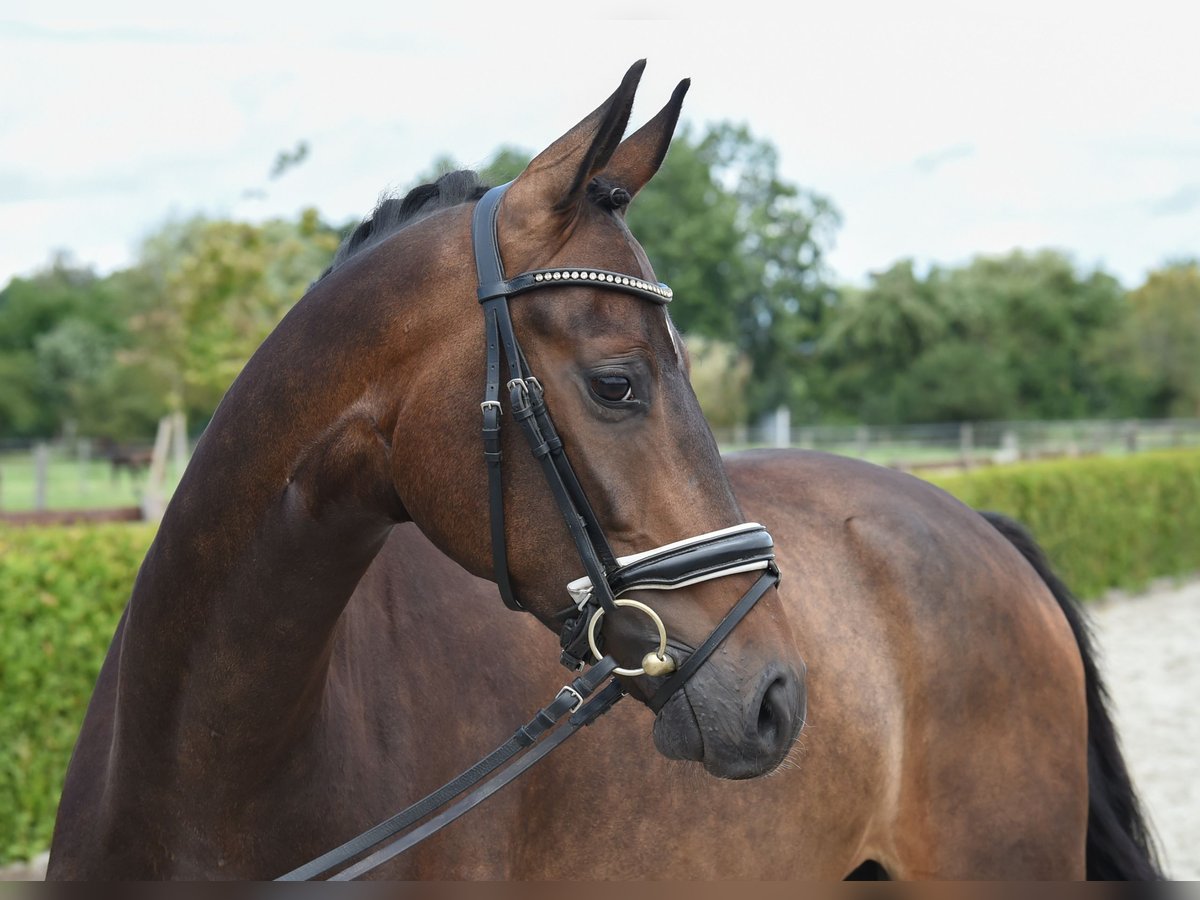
[815,260,955,423]
[936,251,1129,420]
[1122,260,1200,417]
[0,255,132,438]
[815,251,1135,424]
[34,318,117,435]
[819,261,947,369]
[119,210,342,426]
[683,336,752,429]
[630,123,840,420]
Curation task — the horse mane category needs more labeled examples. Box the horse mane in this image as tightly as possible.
[319,169,490,282]
[319,170,630,284]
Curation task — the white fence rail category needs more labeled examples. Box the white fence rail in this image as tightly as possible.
[712,416,1200,472]
[0,413,188,517]
[3,417,1198,514]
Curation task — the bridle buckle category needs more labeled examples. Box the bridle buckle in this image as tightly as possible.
[556,684,585,714]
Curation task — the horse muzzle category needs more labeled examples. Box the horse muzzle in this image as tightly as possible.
[565,522,805,778]
[653,659,806,779]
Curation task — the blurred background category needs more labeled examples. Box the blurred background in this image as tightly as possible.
[2,2,1198,515]
[1,0,1198,877]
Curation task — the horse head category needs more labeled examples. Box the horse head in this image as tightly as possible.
[325,61,805,779]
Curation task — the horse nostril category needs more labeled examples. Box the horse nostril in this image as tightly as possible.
[757,676,788,744]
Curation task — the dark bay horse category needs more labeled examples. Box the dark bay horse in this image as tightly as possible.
[47,62,1159,880]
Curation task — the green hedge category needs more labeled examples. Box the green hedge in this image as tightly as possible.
[0,523,155,864]
[1,449,1198,864]
[928,448,1200,600]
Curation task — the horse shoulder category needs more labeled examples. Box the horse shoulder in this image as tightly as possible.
[725,448,1087,877]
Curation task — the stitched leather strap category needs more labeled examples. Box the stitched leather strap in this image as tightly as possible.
[482,303,519,610]
[610,526,774,595]
[328,679,625,880]
[473,184,619,619]
[276,658,622,881]
[478,268,671,306]
[523,375,619,575]
[648,564,780,714]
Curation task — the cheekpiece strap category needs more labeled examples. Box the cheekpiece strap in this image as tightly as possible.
[472,183,644,621]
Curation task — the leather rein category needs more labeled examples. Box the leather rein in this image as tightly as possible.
[277,183,780,880]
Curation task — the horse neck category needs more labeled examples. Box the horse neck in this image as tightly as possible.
[114,239,446,773]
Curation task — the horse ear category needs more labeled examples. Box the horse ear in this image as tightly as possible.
[502,60,645,227]
[602,78,689,203]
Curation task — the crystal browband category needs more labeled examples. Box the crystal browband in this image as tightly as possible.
[531,268,672,299]
[476,267,673,305]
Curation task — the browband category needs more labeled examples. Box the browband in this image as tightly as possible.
[477,267,672,305]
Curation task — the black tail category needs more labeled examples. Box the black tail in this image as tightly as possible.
[980,511,1163,880]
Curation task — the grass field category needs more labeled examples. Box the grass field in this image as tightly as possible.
[0,450,184,512]
[3,418,1196,512]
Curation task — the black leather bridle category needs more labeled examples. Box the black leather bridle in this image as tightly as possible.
[277,183,781,880]
[473,182,780,701]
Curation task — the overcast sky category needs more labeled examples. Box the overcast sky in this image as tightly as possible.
[2,1,1198,290]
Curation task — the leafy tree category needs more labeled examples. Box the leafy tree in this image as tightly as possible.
[479,146,532,187]
[936,251,1128,420]
[891,340,1020,423]
[0,352,43,437]
[816,260,955,423]
[821,262,947,363]
[815,251,1133,424]
[1121,260,1200,417]
[631,124,839,419]
[34,319,117,435]
[682,336,752,429]
[0,256,130,438]
[119,210,341,424]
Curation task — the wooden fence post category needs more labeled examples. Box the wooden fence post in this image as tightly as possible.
[773,406,791,448]
[142,416,174,521]
[855,425,870,458]
[34,442,49,511]
[959,422,975,469]
[78,438,91,499]
[171,410,188,475]
[1124,420,1139,453]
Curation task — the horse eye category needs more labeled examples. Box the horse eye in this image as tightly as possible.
[590,375,634,403]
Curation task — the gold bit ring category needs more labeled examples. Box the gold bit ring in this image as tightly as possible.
[587,598,671,677]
